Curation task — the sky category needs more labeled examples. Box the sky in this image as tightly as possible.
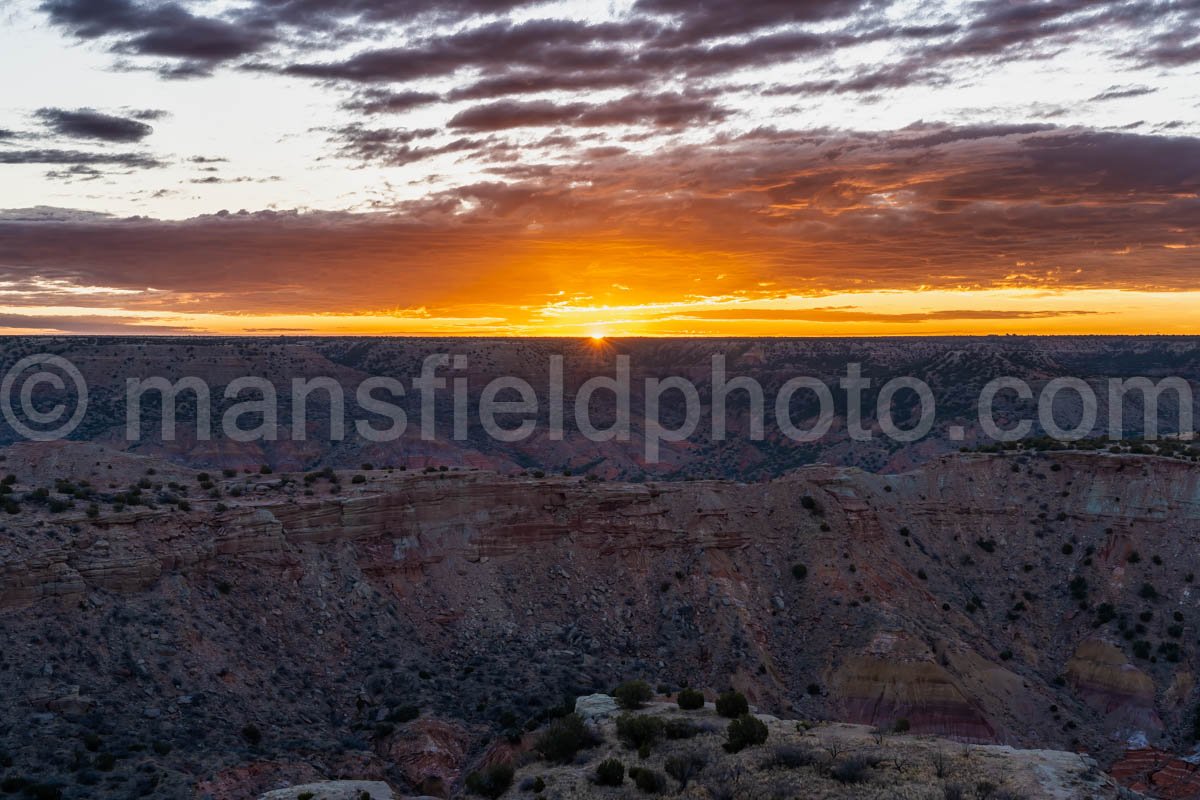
[0,0,1197,336]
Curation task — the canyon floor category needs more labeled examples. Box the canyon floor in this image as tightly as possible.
[2,442,1200,798]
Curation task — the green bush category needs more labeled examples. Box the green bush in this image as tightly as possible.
[724,713,768,753]
[715,690,749,718]
[534,713,595,764]
[616,714,664,751]
[676,688,704,710]
[465,764,513,799]
[613,680,653,710]
[791,564,807,580]
[594,758,624,786]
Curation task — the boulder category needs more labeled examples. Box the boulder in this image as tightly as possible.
[574,693,619,721]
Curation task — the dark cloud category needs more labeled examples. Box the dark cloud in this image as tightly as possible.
[448,69,656,101]
[1089,85,1157,102]
[0,314,193,334]
[635,0,879,42]
[765,64,950,96]
[44,164,105,182]
[36,108,155,143]
[129,108,171,121]
[330,125,476,165]
[241,0,546,28]
[342,89,441,114]
[448,92,727,131]
[40,0,274,63]
[0,149,163,169]
[897,122,1057,148]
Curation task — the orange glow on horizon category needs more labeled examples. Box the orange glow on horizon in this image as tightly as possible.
[3,288,1200,337]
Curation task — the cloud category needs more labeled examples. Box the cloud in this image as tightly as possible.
[39,0,275,64]
[1089,85,1157,102]
[635,0,879,41]
[669,307,1103,322]
[0,126,1196,323]
[342,89,441,114]
[36,107,156,142]
[0,149,163,169]
[0,313,193,334]
[448,92,727,131]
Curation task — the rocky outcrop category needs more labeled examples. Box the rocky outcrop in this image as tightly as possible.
[1111,748,1200,799]
[381,720,472,799]
[833,655,995,742]
[259,781,396,800]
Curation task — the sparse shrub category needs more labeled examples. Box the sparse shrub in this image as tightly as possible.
[724,713,768,753]
[387,705,420,723]
[663,719,699,739]
[616,714,663,751]
[594,758,624,786]
[614,680,653,710]
[534,713,595,764]
[241,724,262,745]
[791,563,807,580]
[664,753,706,788]
[1127,550,1142,564]
[520,777,549,796]
[893,717,910,733]
[465,764,513,799]
[715,690,748,718]
[351,475,366,484]
[764,745,819,769]
[676,688,704,710]
[830,755,870,784]
[633,768,665,794]
[943,784,966,800]
[1139,582,1158,600]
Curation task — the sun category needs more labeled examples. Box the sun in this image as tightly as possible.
[589,332,606,342]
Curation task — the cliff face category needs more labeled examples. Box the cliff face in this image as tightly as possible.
[2,445,1200,797]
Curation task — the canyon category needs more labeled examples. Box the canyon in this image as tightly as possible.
[1,441,1200,796]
